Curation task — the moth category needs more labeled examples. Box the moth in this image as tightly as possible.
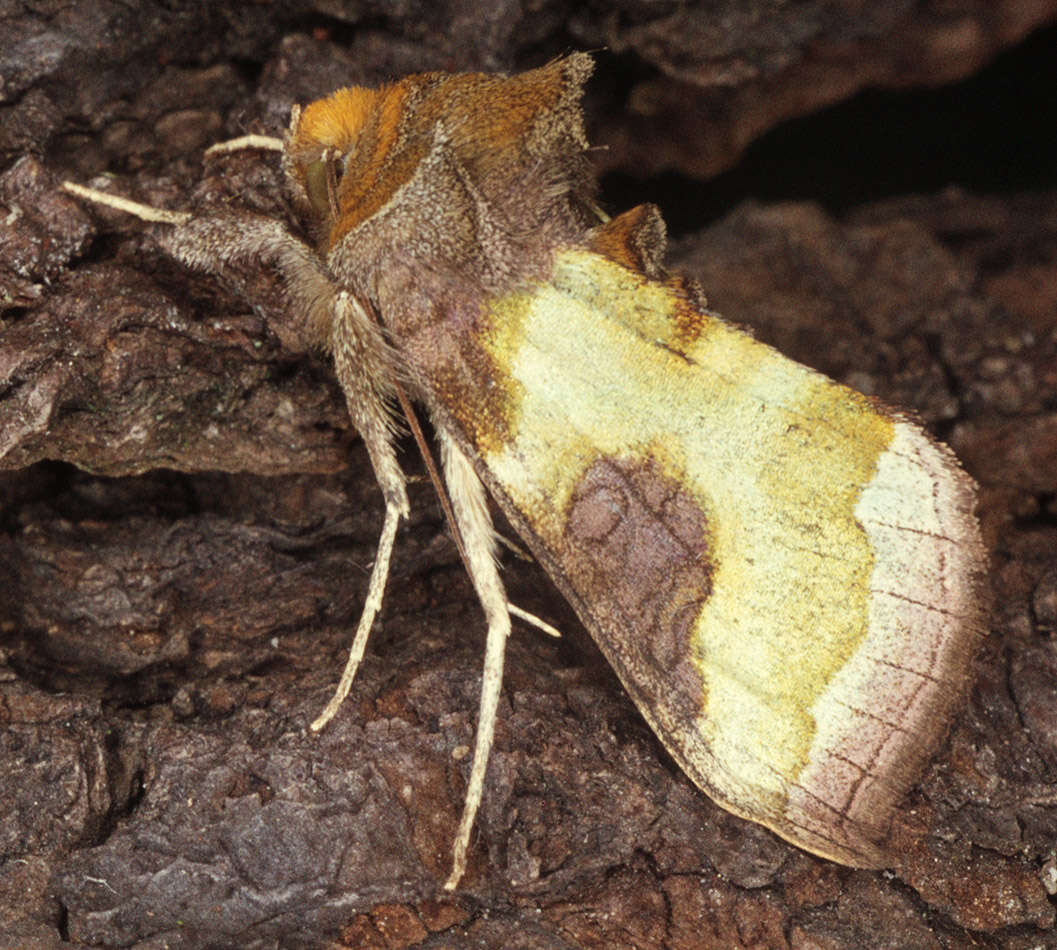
[64,53,987,890]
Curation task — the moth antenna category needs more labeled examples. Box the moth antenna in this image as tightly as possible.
[204,134,284,155]
[61,182,191,226]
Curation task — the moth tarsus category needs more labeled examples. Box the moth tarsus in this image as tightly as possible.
[63,52,986,891]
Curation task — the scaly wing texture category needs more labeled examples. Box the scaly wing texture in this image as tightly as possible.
[465,249,986,866]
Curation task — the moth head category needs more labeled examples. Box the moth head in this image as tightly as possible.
[282,85,385,226]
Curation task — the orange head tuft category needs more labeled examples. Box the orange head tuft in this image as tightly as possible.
[293,86,383,154]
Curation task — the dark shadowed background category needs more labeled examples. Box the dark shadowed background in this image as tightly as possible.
[2,2,1057,948]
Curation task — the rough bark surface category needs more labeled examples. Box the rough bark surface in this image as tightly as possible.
[2,2,1056,948]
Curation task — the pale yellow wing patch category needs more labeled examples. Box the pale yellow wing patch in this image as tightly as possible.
[474,249,984,865]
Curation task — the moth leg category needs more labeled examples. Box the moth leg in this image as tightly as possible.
[163,218,410,729]
[309,495,402,731]
[437,428,511,890]
[159,206,410,729]
[508,603,561,639]
[63,180,410,732]
[167,217,411,731]
[393,383,560,645]
[312,291,410,732]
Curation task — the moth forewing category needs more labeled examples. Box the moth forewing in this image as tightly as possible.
[466,243,987,864]
[62,51,986,890]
